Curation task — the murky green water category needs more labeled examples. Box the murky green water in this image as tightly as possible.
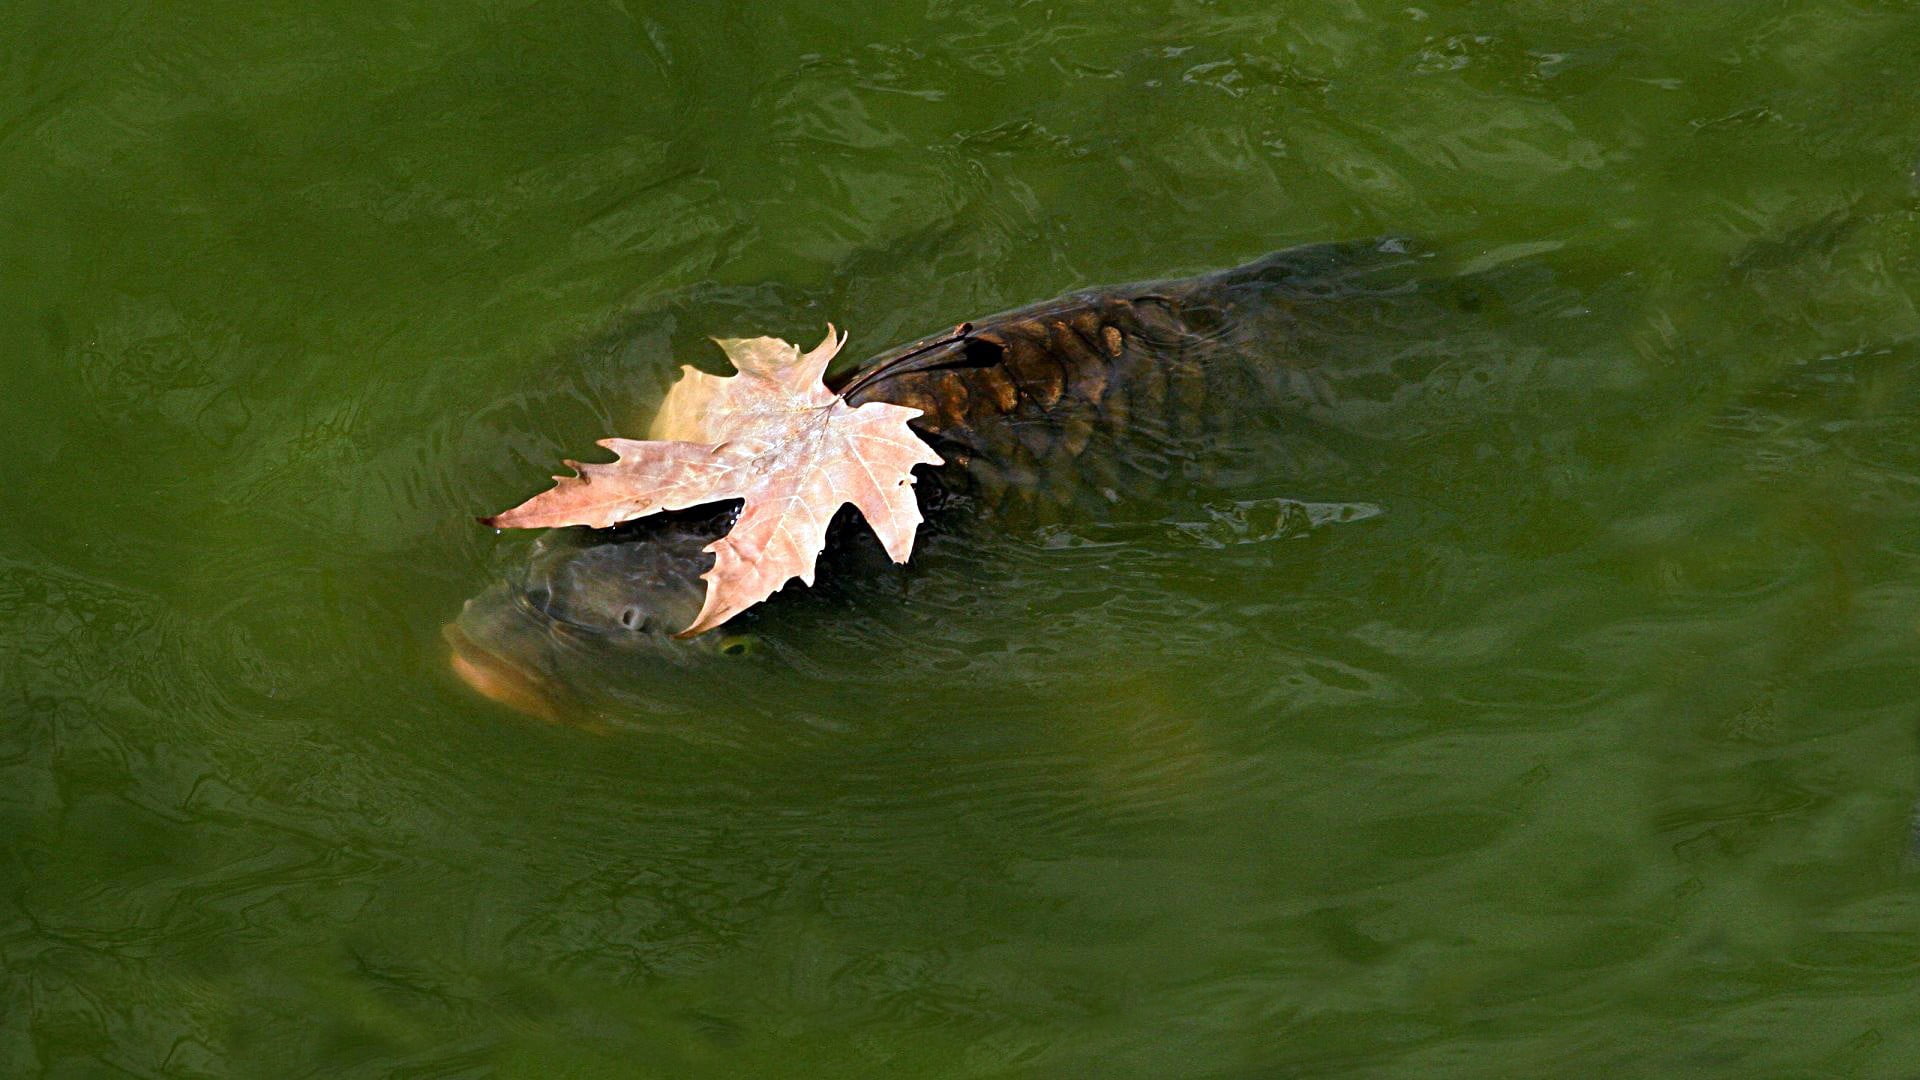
[8,2,1920,1075]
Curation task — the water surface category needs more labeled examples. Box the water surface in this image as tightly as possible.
[6,1,1920,1075]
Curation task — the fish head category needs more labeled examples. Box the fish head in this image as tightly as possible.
[446,507,759,719]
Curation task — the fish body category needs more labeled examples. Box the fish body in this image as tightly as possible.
[450,239,1427,713]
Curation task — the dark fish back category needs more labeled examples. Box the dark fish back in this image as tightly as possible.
[835,238,1429,517]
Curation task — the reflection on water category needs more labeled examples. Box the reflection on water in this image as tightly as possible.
[6,0,1920,1075]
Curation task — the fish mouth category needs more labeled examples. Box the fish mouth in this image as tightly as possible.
[443,620,561,721]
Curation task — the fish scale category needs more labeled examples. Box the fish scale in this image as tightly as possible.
[835,258,1324,516]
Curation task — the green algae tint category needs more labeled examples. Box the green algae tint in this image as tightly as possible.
[5,2,1920,1075]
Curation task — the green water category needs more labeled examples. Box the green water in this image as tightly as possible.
[7,1,1920,1075]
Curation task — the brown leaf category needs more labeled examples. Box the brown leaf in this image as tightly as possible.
[483,327,943,636]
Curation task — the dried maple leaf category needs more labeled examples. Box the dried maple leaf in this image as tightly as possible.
[482,327,943,636]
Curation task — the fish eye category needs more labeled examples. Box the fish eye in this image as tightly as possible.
[718,635,756,657]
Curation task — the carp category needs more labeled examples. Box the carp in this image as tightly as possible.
[448,239,1445,715]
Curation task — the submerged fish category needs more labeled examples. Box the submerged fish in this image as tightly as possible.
[449,239,1448,716]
